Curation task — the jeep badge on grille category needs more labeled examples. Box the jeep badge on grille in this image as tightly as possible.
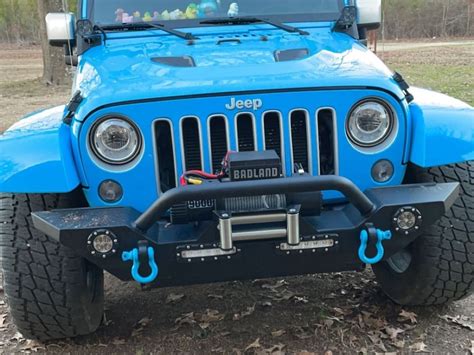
[225,97,263,111]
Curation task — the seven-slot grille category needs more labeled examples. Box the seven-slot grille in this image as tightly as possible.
[155,109,336,192]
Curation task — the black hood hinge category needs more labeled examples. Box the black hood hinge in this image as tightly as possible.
[63,91,84,124]
[393,72,414,103]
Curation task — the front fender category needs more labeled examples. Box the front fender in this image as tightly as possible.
[409,88,474,167]
[0,106,80,193]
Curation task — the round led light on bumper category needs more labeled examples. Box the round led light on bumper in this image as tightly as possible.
[392,207,423,235]
[87,230,119,259]
[90,117,141,165]
[347,99,394,147]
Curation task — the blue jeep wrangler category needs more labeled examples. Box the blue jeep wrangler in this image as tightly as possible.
[0,0,473,341]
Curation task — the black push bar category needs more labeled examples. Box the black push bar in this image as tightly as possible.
[134,175,376,232]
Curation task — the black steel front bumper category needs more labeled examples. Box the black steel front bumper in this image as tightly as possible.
[32,176,459,287]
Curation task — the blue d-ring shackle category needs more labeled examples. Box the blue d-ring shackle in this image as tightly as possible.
[358,227,392,265]
[122,246,159,284]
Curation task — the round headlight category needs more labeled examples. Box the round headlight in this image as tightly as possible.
[347,100,394,147]
[91,117,141,164]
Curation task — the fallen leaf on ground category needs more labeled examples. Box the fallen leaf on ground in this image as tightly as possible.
[20,339,45,352]
[271,330,286,337]
[166,293,185,304]
[245,338,262,351]
[260,301,273,308]
[262,280,288,290]
[398,310,418,324]
[233,305,255,321]
[293,296,309,304]
[322,319,334,328]
[392,340,405,349]
[265,343,286,354]
[137,317,152,327]
[10,332,24,342]
[360,311,387,329]
[384,326,405,340]
[199,309,225,323]
[199,322,210,330]
[470,340,474,355]
[440,315,474,331]
[0,314,7,327]
[264,289,295,302]
[175,312,196,326]
[409,341,428,352]
[112,338,127,345]
[367,331,387,352]
[208,294,224,300]
[333,307,352,316]
[292,325,313,340]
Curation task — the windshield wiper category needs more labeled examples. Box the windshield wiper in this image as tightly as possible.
[200,17,309,35]
[101,22,198,40]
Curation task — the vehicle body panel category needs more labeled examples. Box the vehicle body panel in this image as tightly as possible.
[0,106,80,193]
[409,87,474,167]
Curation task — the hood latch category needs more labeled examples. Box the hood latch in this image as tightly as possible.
[393,72,414,103]
[63,91,84,124]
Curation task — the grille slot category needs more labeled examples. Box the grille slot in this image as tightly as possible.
[263,112,283,159]
[317,109,337,175]
[181,117,203,171]
[290,110,311,173]
[236,114,256,152]
[209,116,229,173]
[154,120,177,192]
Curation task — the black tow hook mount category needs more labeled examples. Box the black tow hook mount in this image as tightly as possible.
[364,223,379,257]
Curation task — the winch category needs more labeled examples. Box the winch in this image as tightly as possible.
[170,150,322,224]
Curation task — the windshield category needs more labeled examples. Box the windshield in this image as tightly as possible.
[89,0,343,25]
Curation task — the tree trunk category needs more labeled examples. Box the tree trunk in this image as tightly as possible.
[467,1,473,36]
[37,0,68,86]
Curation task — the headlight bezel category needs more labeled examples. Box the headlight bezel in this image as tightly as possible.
[346,98,395,148]
[89,115,143,166]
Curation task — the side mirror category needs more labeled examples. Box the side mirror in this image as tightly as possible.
[356,0,382,30]
[46,12,76,47]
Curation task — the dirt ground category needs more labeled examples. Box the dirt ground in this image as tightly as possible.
[0,41,473,354]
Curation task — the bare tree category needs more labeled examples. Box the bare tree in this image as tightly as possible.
[37,0,67,85]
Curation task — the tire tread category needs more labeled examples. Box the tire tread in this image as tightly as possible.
[0,192,103,340]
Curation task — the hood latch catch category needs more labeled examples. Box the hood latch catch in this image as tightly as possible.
[63,91,84,124]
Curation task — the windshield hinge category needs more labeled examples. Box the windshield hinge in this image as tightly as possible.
[393,72,414,103]
[77,19,103,53]
[64,91,83,124]
[334,6,357,30]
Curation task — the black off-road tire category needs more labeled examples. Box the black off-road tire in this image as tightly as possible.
[373,162,473,305]
[0,192,104,341]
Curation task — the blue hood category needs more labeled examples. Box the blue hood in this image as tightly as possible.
[74,23,404,120]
